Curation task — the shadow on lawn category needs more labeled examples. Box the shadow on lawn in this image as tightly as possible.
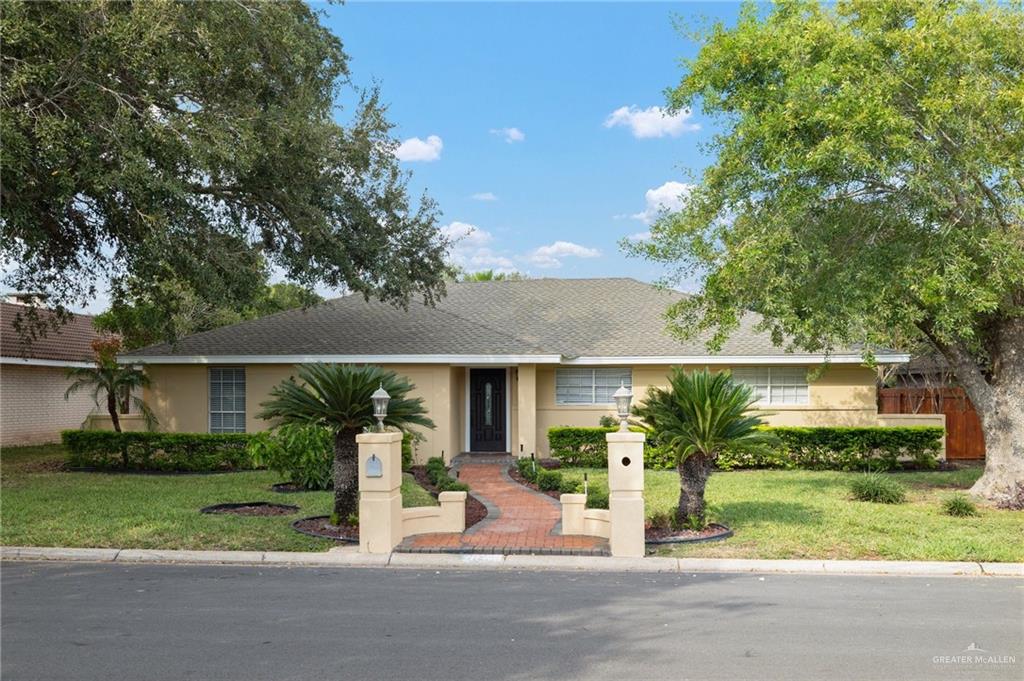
[715,500,822,526]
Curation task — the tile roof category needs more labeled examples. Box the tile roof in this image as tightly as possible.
[123,278,901,362]
[1,302,101,363]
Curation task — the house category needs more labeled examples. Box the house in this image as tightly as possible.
[1,297,103,446]
[121,278,915,462]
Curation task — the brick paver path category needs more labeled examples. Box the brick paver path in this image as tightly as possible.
[397,457,609,555]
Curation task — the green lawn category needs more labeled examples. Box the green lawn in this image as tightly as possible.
[560,467,1024,562]
[1,444,435,552]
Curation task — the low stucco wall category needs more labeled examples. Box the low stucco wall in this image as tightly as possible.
[400,491,466,536]
[878,413,947,460]
[82,413,149,433]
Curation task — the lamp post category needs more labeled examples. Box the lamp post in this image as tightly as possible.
[612,381,632,432]
[371,383,390,432]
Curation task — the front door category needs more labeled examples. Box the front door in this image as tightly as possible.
[469,369,506,452]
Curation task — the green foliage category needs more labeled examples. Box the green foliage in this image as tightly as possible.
[456,269,528,282]
[597,414,619,428]
[633,368,775,464]
[850,474,907,504]
[942,494,980,518]
[62,430,255,472]
[63,338,157,431]
[549,425,942,471]
[401,432,416,471]
[585,485,609,510]
[536,468,563,492]
[424,457,469,492]
[258,364,434,434]
[558,477,582,494]
[1,0,448,343]
[516,457,539,483]
[629,1,1024,497]
[246,423,333,490]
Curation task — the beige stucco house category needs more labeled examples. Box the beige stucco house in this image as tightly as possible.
[120,278,911,463]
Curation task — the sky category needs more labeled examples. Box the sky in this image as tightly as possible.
[321,1,742,285]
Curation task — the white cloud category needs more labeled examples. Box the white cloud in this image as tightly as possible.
[603,105,699,139]
[526,241,601,268]
[631,181,693,224]
[395,135,443,162]
[471,192,498,202]
[441,221,517,272]
[626,231,652,242]
[490,127,525,143]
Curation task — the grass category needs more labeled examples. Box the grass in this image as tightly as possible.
[560,466,1024,562]
[1,444,436,552]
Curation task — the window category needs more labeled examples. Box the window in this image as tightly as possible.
[556,368,632,405]
[731,367,809,405]
[209,367,246,433]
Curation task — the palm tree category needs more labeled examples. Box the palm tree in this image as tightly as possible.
[257,363,434,521]
[632,368,775,528]
[65,339,156,432]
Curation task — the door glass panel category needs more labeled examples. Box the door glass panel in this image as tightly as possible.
[484,382,493,426]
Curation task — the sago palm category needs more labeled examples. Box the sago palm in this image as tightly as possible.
[633,368,775,528]
[257,363,434,521]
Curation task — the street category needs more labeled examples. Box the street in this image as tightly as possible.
[1,561,1021,681]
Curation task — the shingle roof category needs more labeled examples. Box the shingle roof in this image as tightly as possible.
[1,302,101,363]
[122,278,903,362]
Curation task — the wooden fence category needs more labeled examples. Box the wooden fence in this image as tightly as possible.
[877,387,985,460]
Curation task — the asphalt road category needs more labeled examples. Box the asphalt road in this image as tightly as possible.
[1,561,1021,681]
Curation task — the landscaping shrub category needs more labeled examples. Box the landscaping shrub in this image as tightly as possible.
[401,432,415,471]
[548,425,943,471]
[850,473,907,504]
[62,430,255,472]
[942,494,980,517]
[425,457,469,492]
[585,485,609,510]
[536,468,563,491]
[516,457,539,483]
[558,477,582,494]
[247,423,332,490]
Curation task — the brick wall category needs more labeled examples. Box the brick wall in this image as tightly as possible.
[1,364,99,446]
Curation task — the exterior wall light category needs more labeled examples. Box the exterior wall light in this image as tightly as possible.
[371,383,390,432]
[612,381,632,432]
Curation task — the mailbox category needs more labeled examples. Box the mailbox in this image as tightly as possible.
[366,454,383,478]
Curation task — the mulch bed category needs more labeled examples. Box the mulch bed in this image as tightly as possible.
[507,464,561,501]
[292,516,359,542]
[409,465,488,529]
[200,502,299,516]
[645,523,733,544]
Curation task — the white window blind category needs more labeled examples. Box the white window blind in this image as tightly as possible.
[731,367,808,405]
[209,367,246,433]
[556,368,632,405]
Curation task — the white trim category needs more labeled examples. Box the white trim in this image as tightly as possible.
[1,356,94,369]
[118,352,909,366]
[119,353,563,366]
[562,354,910,365]
[463,368,470,453]
[505,367,511,453]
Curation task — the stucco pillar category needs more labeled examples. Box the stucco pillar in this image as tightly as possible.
[606,431,646,557]
[357,431,404,554]
[517,364,537,458]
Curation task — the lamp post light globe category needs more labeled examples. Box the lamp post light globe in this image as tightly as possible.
[371,383,391,432]
[612,382,633,432]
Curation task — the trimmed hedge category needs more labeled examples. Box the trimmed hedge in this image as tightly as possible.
[515,457,582,494]
[425,457,470,492]
[548,425,943,472]
[62,430,256,472]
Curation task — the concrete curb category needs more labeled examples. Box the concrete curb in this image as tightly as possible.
[3,546,1022,577]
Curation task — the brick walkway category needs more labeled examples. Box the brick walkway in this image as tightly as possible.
[396,456,609,556]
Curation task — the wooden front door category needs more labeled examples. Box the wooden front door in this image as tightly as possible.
[470,369,506,452]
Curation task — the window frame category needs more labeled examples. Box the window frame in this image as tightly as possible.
[730,366,809,406]
[555,367,633,406]
[208,366,247,433]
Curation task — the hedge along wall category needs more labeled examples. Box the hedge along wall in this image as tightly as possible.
[62,431,257,472]
[547,426,945,472]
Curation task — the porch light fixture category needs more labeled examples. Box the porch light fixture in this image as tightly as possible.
[612,381,632,432]
[371,382,390,432]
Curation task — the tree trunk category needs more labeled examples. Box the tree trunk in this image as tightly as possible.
[107,391,121,433]
[677,453,713,528]
[332,427,361,521]
[941,317,1024,508]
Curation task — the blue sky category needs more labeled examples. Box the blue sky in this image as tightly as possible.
[324,1,742,285]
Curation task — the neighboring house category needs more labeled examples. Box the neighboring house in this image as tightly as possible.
[1,298,102,446]
[121,278,917,462]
